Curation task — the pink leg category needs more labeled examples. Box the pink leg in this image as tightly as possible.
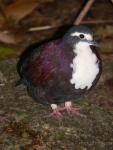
[49,104,63,118]
[61,101,84,117]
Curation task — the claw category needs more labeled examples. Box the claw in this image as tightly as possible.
[61,101,86,117]
[48,104,63,118]
[49,109,63,118]
[46,102,85,119]
[65,107,82,116]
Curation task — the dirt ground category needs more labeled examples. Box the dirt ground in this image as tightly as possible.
[0,28,113,150]
[0,0,113,150]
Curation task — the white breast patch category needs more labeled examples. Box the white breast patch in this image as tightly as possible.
[70,42,99,90]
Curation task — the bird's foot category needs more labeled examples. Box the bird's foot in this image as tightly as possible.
[64,107,82,116]
[49,109,63,118]
[61,101,85,117]
[49,104,63,118]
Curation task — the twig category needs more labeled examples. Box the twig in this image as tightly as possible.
[28,19,113,32]
[0,31,16,44]
[82,20,113,24]
[74,0,95,25]
[29,0,113,31]
[28,25,57,31]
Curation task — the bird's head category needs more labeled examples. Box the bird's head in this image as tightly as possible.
[63,25,99,50]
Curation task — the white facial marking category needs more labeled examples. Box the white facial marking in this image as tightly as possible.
[70,41,99,90]
[71,32,93,41]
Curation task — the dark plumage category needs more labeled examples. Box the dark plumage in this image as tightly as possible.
[17,25,102,117]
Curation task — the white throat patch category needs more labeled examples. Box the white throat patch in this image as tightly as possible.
[70,41,99,90]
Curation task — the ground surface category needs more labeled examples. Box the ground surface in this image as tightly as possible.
[0,45,113,150]
[0,0,113,150]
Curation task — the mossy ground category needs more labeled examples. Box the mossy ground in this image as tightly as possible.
[0,53,113,150]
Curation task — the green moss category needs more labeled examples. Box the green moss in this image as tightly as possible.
[0,47,16,58]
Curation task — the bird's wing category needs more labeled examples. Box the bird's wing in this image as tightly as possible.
[19,39,73,87]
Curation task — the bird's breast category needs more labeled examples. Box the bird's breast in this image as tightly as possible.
[70,46,99,90]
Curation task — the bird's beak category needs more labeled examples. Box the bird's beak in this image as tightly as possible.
[88,40,100,47]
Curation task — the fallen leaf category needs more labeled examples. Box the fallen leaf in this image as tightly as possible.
[0,46,16,58]
[0,31,15,44]
[4,0,53,23]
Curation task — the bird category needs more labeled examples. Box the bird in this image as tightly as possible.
[17,25,102,118]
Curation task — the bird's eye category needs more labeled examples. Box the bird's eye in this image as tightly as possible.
[79,34,84,39]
